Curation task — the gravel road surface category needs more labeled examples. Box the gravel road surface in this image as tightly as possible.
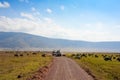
[45,57,94,80]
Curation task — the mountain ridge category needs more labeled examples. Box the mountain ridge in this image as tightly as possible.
[0,32,120,52]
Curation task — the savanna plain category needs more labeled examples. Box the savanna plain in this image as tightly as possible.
[0,51,120,80]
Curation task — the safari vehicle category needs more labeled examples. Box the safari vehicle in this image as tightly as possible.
[52,50,61,57]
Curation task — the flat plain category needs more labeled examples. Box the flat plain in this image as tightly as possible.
[67,53,120,80]
[0,51,120,80]
[0,51,52,80]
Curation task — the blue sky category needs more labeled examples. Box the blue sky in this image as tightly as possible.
[0,0,120,41]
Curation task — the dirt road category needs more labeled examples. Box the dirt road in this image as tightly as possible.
[45,57,94,80]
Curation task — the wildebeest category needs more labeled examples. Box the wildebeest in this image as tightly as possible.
[14,54,19,57]
[117,57,120,61]
[81,54,87,57]
[41,54,46,57]
[95,55,98,58]
[32,52,37,55]
[20,54,23,56]
[113,57,116,59]
[17,74,22,78]
[104,56,112,61]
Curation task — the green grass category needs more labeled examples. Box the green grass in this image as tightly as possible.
[67,53,120,80]
[0,51,52,80]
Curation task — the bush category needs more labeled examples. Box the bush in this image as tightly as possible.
[74,56,81,59]
[71,54,75,57]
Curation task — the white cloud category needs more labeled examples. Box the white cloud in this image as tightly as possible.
[60,5,65,10]
[0,2,10,8]
[0,12,120,41]
[0,14,69,39]
[31,7,36,11]
[20,12,35,20]
[0,16,34,31]
[46,8,52,14]
[19,0,29,3]
[44,17,53,24]
[31,7,40,16]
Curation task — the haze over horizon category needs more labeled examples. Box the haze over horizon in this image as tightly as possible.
[0,0,120,42]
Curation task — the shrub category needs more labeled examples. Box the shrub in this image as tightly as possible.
[74,56,81,59]
[71,54,75,57]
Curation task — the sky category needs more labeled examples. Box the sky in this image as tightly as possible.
[0,0,120,41]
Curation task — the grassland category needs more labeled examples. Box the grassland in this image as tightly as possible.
[0,51,52,80]
[67,53,120,80]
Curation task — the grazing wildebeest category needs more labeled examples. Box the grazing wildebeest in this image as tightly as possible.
[104,56,112,61]
[32,52,37,55]
[20,54,23,56]
[95,55,98,58]
[113,57,116,59]
[117,57,120,61]
[14,54,19,57]
[41,54,46,57]
[81,54,87,57]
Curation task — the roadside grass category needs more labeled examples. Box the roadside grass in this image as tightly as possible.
[67,53,120,80]
[0,51,52,80]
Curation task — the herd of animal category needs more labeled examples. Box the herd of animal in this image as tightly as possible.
[70,53,120,62]
[12,50,120,62]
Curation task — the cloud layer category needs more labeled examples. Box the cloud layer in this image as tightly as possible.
[46,8,52,14]
[19,0,29,3]
[0,1,120,41]
[0,12,69,39]
[60,5,65,10]
[0,12,119,42]
[0,2,10,8]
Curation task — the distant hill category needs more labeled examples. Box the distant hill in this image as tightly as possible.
[0,32,120,52]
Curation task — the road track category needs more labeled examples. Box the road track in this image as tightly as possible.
[45,57,94,80]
